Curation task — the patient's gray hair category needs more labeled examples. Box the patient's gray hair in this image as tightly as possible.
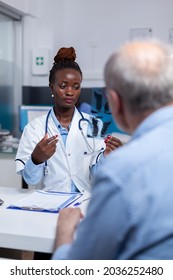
[104,39,173,114]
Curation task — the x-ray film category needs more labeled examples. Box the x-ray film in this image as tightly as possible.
[87,116,103,138]
[90,87,126,137]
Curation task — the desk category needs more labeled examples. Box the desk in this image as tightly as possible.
[0,152,22,187]
[0,187,89,254]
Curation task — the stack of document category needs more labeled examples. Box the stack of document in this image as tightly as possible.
[8,190,82,213]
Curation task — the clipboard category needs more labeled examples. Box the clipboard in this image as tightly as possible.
[7,190,82,213]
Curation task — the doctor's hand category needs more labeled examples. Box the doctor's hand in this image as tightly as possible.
[54,208,83,249]
[31,134,58,165]
[104,135,122,157]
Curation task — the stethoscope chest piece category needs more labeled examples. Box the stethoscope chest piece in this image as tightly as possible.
[44,165,49,176]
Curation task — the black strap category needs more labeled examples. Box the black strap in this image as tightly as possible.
[15,159,25,165]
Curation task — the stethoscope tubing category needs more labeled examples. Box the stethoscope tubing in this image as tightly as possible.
[44,107,104,170]
[45,107,90,135]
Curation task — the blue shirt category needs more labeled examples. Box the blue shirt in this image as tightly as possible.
[52,106,173,260]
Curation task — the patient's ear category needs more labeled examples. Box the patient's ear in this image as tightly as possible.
[107,89,129,133]
[107,89,122,120]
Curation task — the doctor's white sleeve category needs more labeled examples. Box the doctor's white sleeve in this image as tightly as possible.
[15,120,45,185]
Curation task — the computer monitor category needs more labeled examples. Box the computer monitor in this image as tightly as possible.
[19,105,52,132]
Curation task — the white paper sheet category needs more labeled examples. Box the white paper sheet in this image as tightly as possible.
[8,190,82,212]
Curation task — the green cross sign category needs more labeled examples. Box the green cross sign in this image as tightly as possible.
[36,56,44,65]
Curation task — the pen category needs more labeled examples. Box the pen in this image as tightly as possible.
[74,197,91,207]
[21,206,44,211]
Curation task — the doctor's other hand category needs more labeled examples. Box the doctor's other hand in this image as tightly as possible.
[104,135,122,157]
[54,208,83,249]
[31,134,58,165]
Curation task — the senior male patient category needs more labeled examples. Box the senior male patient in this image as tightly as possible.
[52,39,173,260]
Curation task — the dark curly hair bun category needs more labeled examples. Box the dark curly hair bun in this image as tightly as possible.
[49,46,82,83]
[54,47,76,64]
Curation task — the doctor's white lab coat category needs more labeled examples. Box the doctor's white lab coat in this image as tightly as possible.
[15,108,105,193]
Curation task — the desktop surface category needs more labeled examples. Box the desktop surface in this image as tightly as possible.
[0,187,59,253]
[0,186,89,254]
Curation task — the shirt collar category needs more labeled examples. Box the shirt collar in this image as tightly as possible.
[132,106,173,140]
[50,107,72,130]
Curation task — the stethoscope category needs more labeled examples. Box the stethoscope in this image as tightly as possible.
[44,108,104,175]
[45,107,92,135]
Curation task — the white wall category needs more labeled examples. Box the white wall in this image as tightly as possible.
[22,0,65,87]
[2,0,173,87]
[62,0,173,87]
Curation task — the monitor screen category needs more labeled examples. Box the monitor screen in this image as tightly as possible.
[19,105,52,132]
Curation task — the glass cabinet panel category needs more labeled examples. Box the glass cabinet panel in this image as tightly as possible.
[0,13,14,132]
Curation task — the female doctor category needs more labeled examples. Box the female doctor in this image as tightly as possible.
[15,47,122,194]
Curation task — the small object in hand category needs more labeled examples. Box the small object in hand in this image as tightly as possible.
[104,135,111,143]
